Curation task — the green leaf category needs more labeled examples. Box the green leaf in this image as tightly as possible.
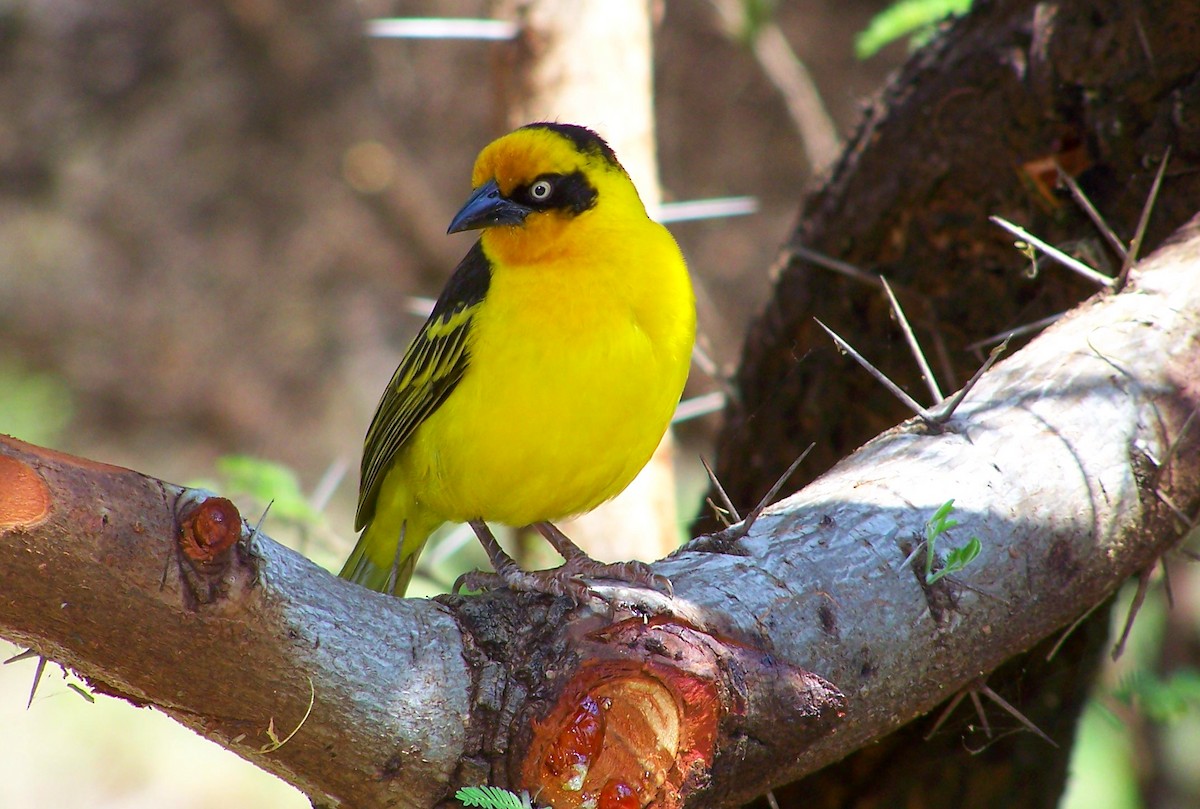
[856,0,974,59]
[455,786,529,809]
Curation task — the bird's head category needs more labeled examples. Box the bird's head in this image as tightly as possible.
[448,123,647,264]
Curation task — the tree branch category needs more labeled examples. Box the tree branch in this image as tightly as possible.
[3,215,1198,807]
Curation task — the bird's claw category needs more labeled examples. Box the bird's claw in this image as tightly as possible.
[453,557,672,602]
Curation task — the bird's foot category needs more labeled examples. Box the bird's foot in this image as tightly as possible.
[453,556,672,602]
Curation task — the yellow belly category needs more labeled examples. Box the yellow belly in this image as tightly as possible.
[398,253,692,527]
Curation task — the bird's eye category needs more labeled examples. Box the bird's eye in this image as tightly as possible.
[529,179,554,201]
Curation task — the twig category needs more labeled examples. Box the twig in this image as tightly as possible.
[882,277,943,402]
[1116,147,1171,290]
[706,0,841,172]
[365,18,518,40]
[990,216,1115,288]
[673,392,727,424]
[309,457,350,515]
[654,196,758,223]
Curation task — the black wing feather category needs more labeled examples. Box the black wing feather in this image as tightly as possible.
[355,241,492,530]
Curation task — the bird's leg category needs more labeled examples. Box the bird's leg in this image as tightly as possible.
[533,521,590,561]
[534,521,673,596]
[454,520,672,599]
[454,520,589,599]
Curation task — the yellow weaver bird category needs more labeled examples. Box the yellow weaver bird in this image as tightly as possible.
[340,123,695,596]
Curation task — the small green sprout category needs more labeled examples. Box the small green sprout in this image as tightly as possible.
[924,499,982,584]
[455,786,537,809]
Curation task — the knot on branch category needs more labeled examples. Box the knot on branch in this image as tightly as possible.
[174,492,255,607]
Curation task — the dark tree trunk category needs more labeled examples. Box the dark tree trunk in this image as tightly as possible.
[708,1,1200,807]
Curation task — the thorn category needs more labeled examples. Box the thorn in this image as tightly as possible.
[700,444,815,546]
[738,443,815,538]
[969,689,991,738]
[1116,147,1170,290]
[26,655,47,709]
[1112,565,1154,661]
[815,318,936,423]
[1055,162,1128,260]
[248,501,272,546]
[964,312,1065,353]
[931,338,1010,423]
[701,456,741,524]
[1133,13,1156,69]
[925,690,969,739]
[882,277,943,402]
[4,648,39,665]
[790,243,884,289]
[1045,599,1103,662]
[927,679,1056,747]
[990,216,1115,288]
[975,682,1058,747]
[1152,402,1198,489]
[1156,490,1194,527]
[765,790,781,809]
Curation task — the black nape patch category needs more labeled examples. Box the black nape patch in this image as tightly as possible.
[523,122,620,169]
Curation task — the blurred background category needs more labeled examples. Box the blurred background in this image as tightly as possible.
[0,1,1196,807]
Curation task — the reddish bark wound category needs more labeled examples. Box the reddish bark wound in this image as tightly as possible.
[0,454,51,529]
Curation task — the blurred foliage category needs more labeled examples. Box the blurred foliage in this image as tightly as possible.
[1060,703,1141,809]
[856,0,974,58]
[1113,669,1200,723]
[732,0,778,44]
[0,359,73,446]
[210,455,323,528]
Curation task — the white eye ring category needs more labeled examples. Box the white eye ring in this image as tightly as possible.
[530,179,553,200]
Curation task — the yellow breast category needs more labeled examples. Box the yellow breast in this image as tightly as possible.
[405,217,694,526]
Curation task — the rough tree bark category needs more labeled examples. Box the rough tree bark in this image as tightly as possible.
[3,1,1200,808]
[2,216,1199,807]
[702,0,1200,805]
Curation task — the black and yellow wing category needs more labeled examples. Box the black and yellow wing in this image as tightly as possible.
[355,241,492,531]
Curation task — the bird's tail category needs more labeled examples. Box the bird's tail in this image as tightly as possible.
[339,513,439,596]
